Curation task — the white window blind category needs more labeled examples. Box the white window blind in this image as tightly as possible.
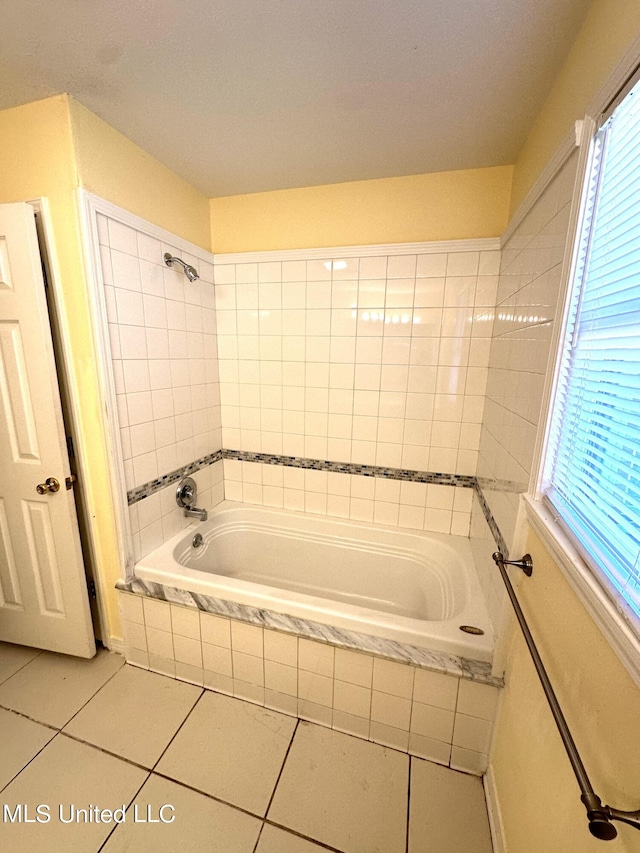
[543,78,640,630]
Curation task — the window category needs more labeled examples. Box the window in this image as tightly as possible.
[542,77,640,635]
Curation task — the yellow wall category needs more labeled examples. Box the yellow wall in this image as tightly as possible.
[210,166,513,253]
[68,98,211,250]
[0,95,122,642]
[493,6,640,848]
[0,94,211,647]
[491,528,640,852]
[510,0,640,214]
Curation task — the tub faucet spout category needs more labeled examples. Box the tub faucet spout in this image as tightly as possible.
[176,476,207,522]
[184,505,208,522]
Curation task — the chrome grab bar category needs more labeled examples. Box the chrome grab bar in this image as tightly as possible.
[492,551,640,841]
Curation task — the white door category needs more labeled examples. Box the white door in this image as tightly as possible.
[0,202,95,657]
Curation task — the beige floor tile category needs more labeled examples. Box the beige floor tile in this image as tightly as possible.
[0,643,41,685]
[409,757,492,853]
[0,648,124,728]
[102,773,261,853]
[268,722,408,853]
[63,665,202,768]
[0,734,147,853]
[0,708,56,790]
[256,823,331,852]
[156,691,296,816]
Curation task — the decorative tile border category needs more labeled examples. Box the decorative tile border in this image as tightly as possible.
[474,482,508,556]
[221,449,477,487]
[117,577,503,688]
[127,450,223,505]
[126,448,509,559]
[476,475,524,495]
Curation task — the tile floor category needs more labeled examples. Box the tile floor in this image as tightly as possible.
[0,642,493,852]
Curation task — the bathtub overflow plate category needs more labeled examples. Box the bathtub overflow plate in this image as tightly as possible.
[192,533,203,549]
[459,625,485,635]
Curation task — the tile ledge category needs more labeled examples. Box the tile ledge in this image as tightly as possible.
[117,579,503,688]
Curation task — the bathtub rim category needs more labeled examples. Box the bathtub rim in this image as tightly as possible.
[134,501,494,662]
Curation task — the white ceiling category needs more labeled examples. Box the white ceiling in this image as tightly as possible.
[0,0,591,197]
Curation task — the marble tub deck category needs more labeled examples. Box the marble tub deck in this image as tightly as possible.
[117,577,503,688]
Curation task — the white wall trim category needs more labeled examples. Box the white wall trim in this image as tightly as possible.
[79,192,215,263]
[213,237,501,266]
[484,764,507,853]
[524,496,640,688]
[77,191,136,583]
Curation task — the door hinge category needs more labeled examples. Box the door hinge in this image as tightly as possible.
[88,579,97,600]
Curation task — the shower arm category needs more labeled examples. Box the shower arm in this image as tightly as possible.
[164,253,199,281]
[492,551,640,841]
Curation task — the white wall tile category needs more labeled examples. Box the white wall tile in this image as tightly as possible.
[408,733,451,766]
[332,709,370,739]
[264,660,298,696]
[264,630,298,666]
[411,701,455,743]
[371,691,412,730]
[100,217,223,561]
[333,680,371,718]
[334,649,373,688]
[372,658,414,698]
[232,651,264,686]
[298,670,333,707]
[298,639,334,676]
[202,642,233,677]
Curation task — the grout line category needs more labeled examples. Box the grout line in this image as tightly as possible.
[0,703,62,734]
[148,687,205,773]
[95,769,152,853]
[0,648,45,688]
[251,821,266,853]
[0,726,59,796]
[406,754,413,853]
[0,654,126,738]
[58,730,157,774]
[260,819,348,852]
[57,657,128,732]
[150,769,267,821]
[263,717,299,818]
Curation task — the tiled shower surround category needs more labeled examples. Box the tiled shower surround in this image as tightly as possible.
[470,151,579,627]
[214,243,499,538]
[99,230,504,559]
[96,213,224,561]
[215,247,498,474]
[102,231,508,775]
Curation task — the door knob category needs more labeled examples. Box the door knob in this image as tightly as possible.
[36,477,60,495]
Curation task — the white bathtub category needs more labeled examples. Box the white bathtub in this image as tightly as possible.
[135,502,494,661]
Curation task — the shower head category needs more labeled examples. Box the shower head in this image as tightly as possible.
[164,253,199,282]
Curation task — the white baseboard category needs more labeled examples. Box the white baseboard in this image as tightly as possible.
[484,763,507,853]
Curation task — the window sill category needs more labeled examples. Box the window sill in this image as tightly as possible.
[523,494,640,687]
